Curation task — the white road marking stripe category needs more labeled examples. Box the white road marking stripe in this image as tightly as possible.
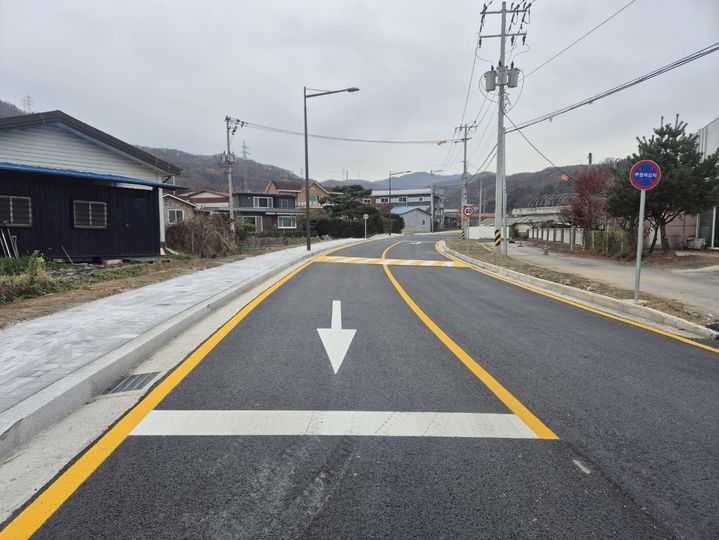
[572,459,591,474]
[421,261,436,266]
[442,261,454,267]
[399,260,416,266]
[131,410,538,439]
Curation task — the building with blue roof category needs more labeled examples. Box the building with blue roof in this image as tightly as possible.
[390,206,432,234]
[0,111,182,260]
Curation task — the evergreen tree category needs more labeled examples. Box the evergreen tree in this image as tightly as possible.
[606,118,719,252]
[321,185,371,214]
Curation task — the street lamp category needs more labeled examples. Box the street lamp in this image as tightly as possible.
[304,86,359,251]
[387,170,411,235]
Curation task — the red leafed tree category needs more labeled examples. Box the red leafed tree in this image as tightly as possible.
[570,168,610,230]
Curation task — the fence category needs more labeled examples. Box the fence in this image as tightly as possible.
[530,227,584,250]
[529,227,631,256]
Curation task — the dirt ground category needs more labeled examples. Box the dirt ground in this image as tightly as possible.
[0,244,308,330]
[445,239,714,328]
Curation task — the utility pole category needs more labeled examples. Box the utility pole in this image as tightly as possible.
[588,152,593,166]
[221,116,237,222]
[455,123,476,235]
[480,0,529,255]
[479,177,484,220]
[430,169,443,233]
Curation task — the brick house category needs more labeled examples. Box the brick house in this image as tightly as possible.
[265,179,329,209]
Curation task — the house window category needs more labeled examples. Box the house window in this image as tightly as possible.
[73,200,107,229]
[0,195,32,227]
[280,198,290,209]
[379,197,389,203]
[242,215,262,232]
[309,195,321,206]
[421,219,426,225]
[363,198,371,204]
[398,196,407,203]
[253,196,272,208]
[278,216,297,229]
[418,197,424,202]
[168,209,184,223]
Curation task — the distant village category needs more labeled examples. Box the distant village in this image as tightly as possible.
[0,109,717,262]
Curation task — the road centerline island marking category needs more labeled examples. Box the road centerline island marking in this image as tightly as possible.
[130,410,537,439]
[317,300,356,374]
[380,242,559,441]
[315,255,468,268]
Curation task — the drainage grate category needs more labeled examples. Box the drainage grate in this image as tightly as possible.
[104,372,160,394]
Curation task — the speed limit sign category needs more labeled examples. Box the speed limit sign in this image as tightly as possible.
[462,205,475,217]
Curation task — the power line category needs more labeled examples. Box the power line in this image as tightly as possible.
[504,113,575,180]
[230,118,456,145]
[508,42,719,133]
[525,0,638,78]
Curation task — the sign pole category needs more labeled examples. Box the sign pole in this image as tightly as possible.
[634,189,646,302]
[628,159,661,302]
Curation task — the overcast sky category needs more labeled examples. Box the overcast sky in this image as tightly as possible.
[1,0,717,181]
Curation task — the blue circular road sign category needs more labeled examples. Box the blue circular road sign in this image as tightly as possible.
[629,160,661,190]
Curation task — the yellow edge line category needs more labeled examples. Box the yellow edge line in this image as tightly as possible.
[437,242,719,355]
[382,242,558,440]
[0,243,362,539]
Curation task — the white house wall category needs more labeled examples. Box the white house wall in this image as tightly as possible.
[0,124,164,182]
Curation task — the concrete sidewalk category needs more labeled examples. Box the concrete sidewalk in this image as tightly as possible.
[508,243,719,317]
[0,238,363,458]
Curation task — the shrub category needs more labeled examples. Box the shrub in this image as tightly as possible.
[0,251,56,304]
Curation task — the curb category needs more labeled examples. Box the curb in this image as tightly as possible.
[440,242,718,341]
[0,238,367,460]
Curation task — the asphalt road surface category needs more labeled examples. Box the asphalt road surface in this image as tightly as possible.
[3,235,718,539]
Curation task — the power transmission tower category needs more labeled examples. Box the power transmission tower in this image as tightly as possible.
[21,94,33,113]
[480,0,530,255]
[455,122,477,235]
[240,140,251,191]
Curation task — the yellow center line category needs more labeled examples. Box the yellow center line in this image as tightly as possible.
[380,242,558,440]
[437,241,719,355]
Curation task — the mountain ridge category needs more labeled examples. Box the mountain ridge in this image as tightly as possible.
[0,98,584,208]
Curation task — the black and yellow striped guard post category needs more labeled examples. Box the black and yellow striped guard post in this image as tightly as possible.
[494,229,501,246]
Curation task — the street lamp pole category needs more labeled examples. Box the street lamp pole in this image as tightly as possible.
[303,86,359,251]
[387,170,411,235]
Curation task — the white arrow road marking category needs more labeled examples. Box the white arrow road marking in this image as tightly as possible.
[317,300,356,374]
